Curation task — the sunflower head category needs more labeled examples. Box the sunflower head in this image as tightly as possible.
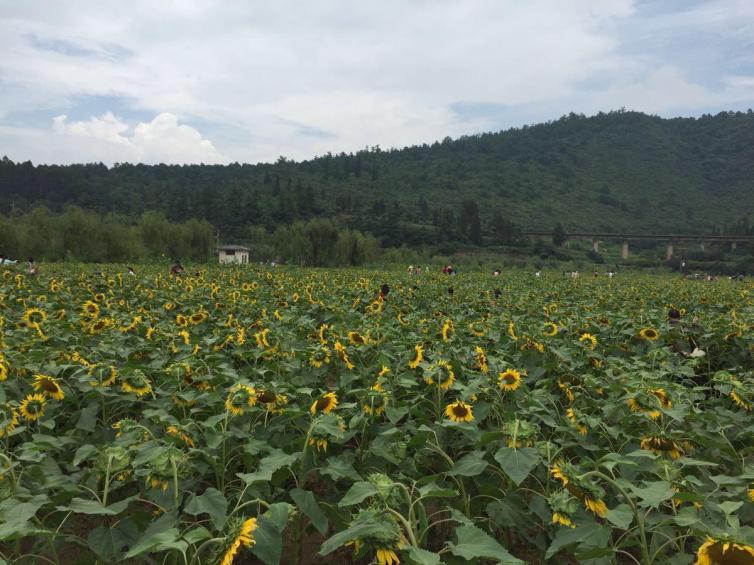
[19,393,47,421]
[445,400,474,423]
[311,392,338,415]
[225,384,257,415]
[639,327,659,341]
[425,360,455,390]
[579,332,598,350]
[408,344,424,369]
[32,374,65,401]
[695,537,754,565]
[498,369,522,392]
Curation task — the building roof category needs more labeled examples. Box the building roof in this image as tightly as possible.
[217,245,251,251]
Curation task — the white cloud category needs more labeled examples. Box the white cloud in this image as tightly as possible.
[0,0,753,164]
[42,112,224,164]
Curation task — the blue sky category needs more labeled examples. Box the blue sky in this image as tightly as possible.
[0,0,753,165]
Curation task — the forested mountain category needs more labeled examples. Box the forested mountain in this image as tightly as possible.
[2,110,754,248]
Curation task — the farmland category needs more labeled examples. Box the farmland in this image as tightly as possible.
[0,265,752,564]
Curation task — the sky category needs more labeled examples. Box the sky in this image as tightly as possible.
[0,0,753,166]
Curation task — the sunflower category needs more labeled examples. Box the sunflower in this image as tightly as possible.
[19,393,46,421]
[378,366,391,378]
[81,301,100,318]
[309,346,331,368]
[257,390,288,415]
[566,408,587,436]
[311,392,338,415]
[468,321,486,337]
[579,333,598,350]
[120,371,153,397]
[425,360,455,390]
[639,327,659,341]
[0,361,8,382]
[0,405,19,438]
[445,400,474,423]
[254,328,270,348]
[166,425,195,448]
[544,322,559,337]
[225,385,257,416]
[32,374,65,401]
[730,390,752,411]
[474,346,489,374]
[90,365,117,387]
[651,388,672,409]
[175,314,188,327]
[317,323,329,345]
[348,331,367,346]
[189,311,208,325]
[408,345,424,369]
[584,497,608,518]
[23,307,47,326]
[498,369,522,392]
[551,463,570,485]
[363,384,389,416]
[695,537,754,565]
[334,341,355,370]
[640,436,684,459]
[441,319,454,342]
[376,548,401,565]
[219,517,258,565]
[507,321,518,341]
[552,512,575,528]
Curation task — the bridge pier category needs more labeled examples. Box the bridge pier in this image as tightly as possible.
[700,243,705,252]
[592,239,599,253]
[621,240,629,260]
[666,242,674,261]
[731,242,737,252]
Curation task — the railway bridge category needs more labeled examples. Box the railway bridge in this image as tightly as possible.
[524,231,754,260]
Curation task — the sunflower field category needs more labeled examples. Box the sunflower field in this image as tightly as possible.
[0,266,753,565]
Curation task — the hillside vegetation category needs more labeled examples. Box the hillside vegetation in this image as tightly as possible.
[1,110,754,250]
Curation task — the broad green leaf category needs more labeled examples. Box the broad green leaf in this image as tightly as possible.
[405,546,442,565]
[545,522,603,559]
[630,481,674,507]
[448,524,523,564]
[290,488,328,534]
[338,481,378,507]
[320,520,386,556]
[251,514,284,565]
[67,496,135,515]
[605,504,633,530]
[124,512,182,559]
[238,449,299,484]
[446,451,487,477]
[73,444,97,466]
[87,520,139,561]
[493,447,539,486]
[184,488,228,531]
[321,456,362,482]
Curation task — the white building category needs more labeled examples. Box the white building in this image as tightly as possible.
[217,245,250,264]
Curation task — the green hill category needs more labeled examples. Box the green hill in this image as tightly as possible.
[1,109,753,248]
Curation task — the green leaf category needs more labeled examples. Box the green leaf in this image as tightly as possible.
[417,482,457,498]
[251,514,283,565]
[66,496,135,516]
[73,444,97,466]
[320,520,385,556]
[673,506,701,527]
[124,512,183,559]
[446,451,488,477]
[87,520,139,561]
[718,500,744,515]
[184,488,228,531]
[75,402,99,432]
[290,488,328,535]
[545,523,603,559]
[493,447,540,486]
[184,526,212,545]
[405,546,442,565]
[448,524,523,563]
[630,481,674,507]
[605,504,633,530]
[321,456,362,482]
[338,481,378,507]
[238,449,299,484]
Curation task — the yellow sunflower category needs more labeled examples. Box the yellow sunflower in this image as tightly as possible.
[445,400,474,423]
[498,369,522,392]
[408,344,424,369]
[730,390,752,411]
[695,538,754,565]
[375,547,401,565]
[0,406,19,438]
[120,371,153,397]
[639,327,659,341]
[19,393,46,421]
[551,512,575,528]
[474,346,489,374]
[175,314,188,327]
[310,392,338,415]
[32,374,65,401]
[334,341,355,370]
[225,385,257,416]
[579,333,597,350]
[81,300,100,318]
[640,436,684,459]
[348,331,367,346]
[425,360,455,390]
[544,322,559,337]
[219,517,258,565]
[0,362,9,382]
[22,307,47,326]
[441,319,454,342]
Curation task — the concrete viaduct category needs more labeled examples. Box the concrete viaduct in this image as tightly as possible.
[524,232,754,260]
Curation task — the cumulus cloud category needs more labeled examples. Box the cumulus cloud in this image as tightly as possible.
[0,0,753,164]
[48,112,224,164]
